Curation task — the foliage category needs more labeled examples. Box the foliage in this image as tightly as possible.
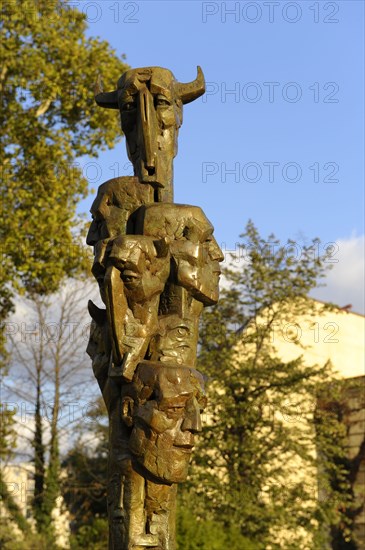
[176,494,257,549]
[0,524,52,549]
[0,0,128,347]
[181,220,352,549]
[69,518,109,550]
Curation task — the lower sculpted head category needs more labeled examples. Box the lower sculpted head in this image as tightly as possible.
[121,362,207,483]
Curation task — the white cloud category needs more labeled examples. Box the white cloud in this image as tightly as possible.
[311,234,365,315]
[219,234,365,316]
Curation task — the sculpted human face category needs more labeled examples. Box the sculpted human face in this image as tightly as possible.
[117,67,182,191]
[172,217,224,305]
[86,181,128,246]
[122,364,206,483]
[108,235,169,304]
[86,178,153,247]
[138,204,224,305]
[102,237,170,380]
[151,316,197,366]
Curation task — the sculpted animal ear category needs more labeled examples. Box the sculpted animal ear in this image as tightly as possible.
[94,75,119,109]
[121,396,134,427]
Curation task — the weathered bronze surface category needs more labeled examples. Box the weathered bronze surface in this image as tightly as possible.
[87,66,223,549]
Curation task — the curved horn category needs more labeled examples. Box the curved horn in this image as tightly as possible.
[94,74,119,109]
[175,66,206,105]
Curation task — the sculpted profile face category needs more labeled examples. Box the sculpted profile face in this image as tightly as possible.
[171,209,224,305]
[121,363,206,483]
[94,67,205,196]
[137,204,224,305]
[86,177,152,247]
[87,180,128,246]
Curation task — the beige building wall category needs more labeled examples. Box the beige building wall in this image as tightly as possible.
[261,301,364,548]
[270,302,364,379]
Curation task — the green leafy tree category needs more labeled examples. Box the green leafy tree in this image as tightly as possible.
[0,526,51,550]
[180,221,353,549]
[176,494,257,550]
[0,0,128,338]
[69,518,109,550]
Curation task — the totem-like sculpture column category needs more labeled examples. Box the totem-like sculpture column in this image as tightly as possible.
[86,66,223,549]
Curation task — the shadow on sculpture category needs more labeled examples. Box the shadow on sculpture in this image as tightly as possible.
[86,66,222,549]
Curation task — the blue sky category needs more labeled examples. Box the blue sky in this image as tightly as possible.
[77,0,364,309]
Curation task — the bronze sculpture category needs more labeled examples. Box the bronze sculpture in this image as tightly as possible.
[86,66,223,549]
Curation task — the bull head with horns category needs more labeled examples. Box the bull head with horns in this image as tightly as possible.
[95,66,205,201]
